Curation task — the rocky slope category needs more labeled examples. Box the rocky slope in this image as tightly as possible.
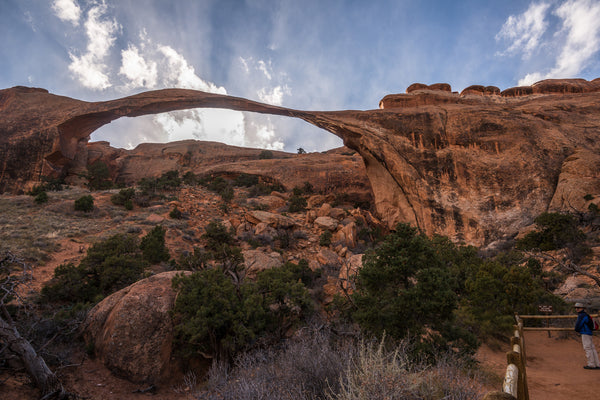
[2,78,600,247]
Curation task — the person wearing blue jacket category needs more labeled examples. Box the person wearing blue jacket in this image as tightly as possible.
[574,302,600,369]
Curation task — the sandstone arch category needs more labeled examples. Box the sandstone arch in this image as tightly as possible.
[2,78,600,247]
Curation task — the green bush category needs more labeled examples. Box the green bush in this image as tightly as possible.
[42,234,148,304]
[319,230,332,247]
[288,194,307,213]
[259,150,274,159]
[172,269,269,359]
[140,225,170,263]
[202,220,235,251]
[233,173,259,187]
[29,176,65,195]
[34,191,48,204]
[87,161,112,190]
[170,206,183,219]
[350,224,474,356]
[183,171,197,185]
[171,261,315,360]
[515,212,590,263]
[176,247,209,271]
[111,188,136,206]
[74,195,94,212]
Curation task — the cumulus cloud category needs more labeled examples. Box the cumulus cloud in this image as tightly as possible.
[158,45,226,93]
[68,1,120,89]
[496,2,550,57]
[119,45,157,88]
[257,85,290,105]
[52,0,81,26]
[497,0,600,86]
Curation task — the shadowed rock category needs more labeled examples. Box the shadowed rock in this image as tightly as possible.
[2,78,600,246]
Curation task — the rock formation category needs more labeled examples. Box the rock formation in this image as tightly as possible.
[83,271,190,383]
[2,78,600,247]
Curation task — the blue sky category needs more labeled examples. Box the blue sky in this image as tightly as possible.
[2,0,600,152]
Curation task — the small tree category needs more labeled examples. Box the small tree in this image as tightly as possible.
[74,195,94,212]
[140,226,170,264]
[87,161,112,190]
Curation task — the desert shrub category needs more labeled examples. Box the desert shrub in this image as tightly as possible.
[349,224,476,356]
[258,150,273,159]
[137,170,181,195]
[297,147,306,154]
[319,230,332,247]
[288,194,307,213]
[170,206,183,219]
[255,264,314,335]
[87,161,112,190]
[198,327,348,400]
[183,171,197,185]
[172,262,315,360]
[248,182,285,197]
[198,330,487,400]
[177,247,209,271]
[156,170,181,190]
[330,339,486,400]
[584,194,594,201]
[29,176,65,195]
[74,195,94,212]
[34,191,48,204]
[140,225,170,263]
[172,269,269,359]
[516,212,590,262]
[589,203,599,216]
[42,233,148,304]
[202,220,235,251]
[111,188,136,206]
[233,173,259,187]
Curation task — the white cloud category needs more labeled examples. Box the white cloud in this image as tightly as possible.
[258,60,272,80]
[68,1,119,89]
[257,85,290,105]
[516,0,600,85]
[52,0,81,26]
[496,2,550,57]
[119,45,157,88]
[551,0,600,76]
[158,45,226,93]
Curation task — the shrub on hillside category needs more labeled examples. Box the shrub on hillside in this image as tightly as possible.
[87,161,112,190]
[111,188,136,207]
[516,212,591,262]
[34,191,48,204]
[171,261,315,360]
[258,150,273,159]
[140,225,170,264]
[74,195,94,212]
[42,233,148,304]
[288,194,307,213]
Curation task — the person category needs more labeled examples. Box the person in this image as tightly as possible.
[574,302,600,369]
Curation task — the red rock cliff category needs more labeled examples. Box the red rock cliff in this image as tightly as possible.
[2,79,600,247]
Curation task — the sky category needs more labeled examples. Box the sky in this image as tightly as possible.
[2,0,600,153]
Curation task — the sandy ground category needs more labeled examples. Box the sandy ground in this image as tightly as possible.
[477,330,600,399]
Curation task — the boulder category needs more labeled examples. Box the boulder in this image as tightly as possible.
[83,271,189,384]
[314,216,339,231]
[243,249,283,275]
[245,210,296,228]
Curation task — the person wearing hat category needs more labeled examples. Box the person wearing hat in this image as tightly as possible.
[574,302,600,369]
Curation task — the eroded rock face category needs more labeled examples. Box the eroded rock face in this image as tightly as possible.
[2,78,600,247]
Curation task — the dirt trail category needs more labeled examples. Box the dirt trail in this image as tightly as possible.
[478,330,600,399]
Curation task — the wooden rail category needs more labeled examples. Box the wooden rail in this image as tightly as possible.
[483,312,594,399]
[483,315,528,400]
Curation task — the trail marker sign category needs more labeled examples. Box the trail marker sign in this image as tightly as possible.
[538,305,553,313]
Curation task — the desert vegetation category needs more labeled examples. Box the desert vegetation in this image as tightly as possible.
[1,174,598,399]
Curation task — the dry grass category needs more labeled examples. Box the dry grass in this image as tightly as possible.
[195,327,489,400]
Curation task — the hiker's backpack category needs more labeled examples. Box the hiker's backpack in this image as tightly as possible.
[588,314,599,331]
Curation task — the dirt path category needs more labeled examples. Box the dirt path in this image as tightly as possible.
[478,330,600,399]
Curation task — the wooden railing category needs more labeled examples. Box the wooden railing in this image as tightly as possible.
[483,314,528,400]
[484,312,598,399]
